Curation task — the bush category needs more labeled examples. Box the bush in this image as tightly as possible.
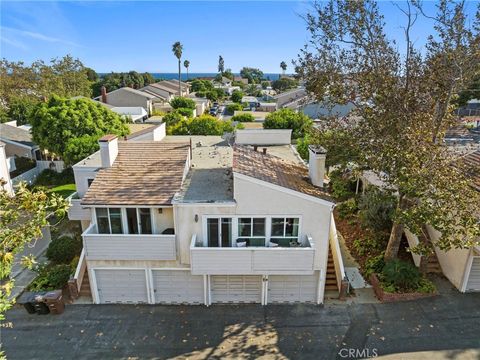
[358,189,396,232]
[416,278,436,293]
[162,111,184,126]
[10,157,36,177]
[35,167,74,186]
[330,170,356,201]
[29,264,72,291]
[168,115,237,136]
[231,113,255,122]
[381,259,421,292]
[170,97,196,110]
[364,254,385,278]
[231,90,244,103]
[46,235,82,264]
[337,198,358,219]
[176,107,194,117]
[296,135,310,160]
[226,103,243,115]
[353,234,385,256]
[263,108,313,139]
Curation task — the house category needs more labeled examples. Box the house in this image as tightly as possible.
[94,87,155,115]
[234,76,249,85]
[67,132,346,305]
[242,96,259,108]
[257,102,277,112]
[220,76,232,86]
[0,141,14,195]
[0,122,41,160]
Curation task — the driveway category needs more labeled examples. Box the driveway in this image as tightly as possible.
[3,283,480,359]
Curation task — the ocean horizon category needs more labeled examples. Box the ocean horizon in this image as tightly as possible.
[98,72,287,81]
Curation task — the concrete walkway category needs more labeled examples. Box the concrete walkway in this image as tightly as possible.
[3,278,479,360]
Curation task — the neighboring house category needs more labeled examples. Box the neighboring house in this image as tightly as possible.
[141,80,190,102]
[67,132,346,305]
[0,141,14,195]
[214,85,241,96]
[111,107,148,123]
[257,102,277,112]
[274,88,307,108]
[242,96,259,108]
[162,79,191,96]
[187,95,210,116]
[220,76,232,86]
[234,76,249,85]
[0,122,41,160]
[94,87,155,115]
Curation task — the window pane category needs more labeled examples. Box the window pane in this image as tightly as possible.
[221,218,232,247]
[109,208,123,234]
[285,218,299,237]
[238,218,252,237]
[139,208,152,234]
[271,218,284,236]
[207,218,219,247]
[96,208,110,234]
[252,218,266,236]
[126,208,138,234]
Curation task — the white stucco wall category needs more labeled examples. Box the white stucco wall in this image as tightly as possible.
[235,129,292,145]
[74,167,99,198]
[427,225,470,291]
[153,207,174,233]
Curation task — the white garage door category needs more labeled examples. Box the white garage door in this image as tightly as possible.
[268,274,318,303]
[466,257,480,291]
[152,270,204,304]
[211,275,262,304]
[95,269,149,304]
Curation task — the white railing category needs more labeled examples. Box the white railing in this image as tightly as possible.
[329,214,346,292]
[67,192,90,221]
[11,167,39,186]
[82,224,176,261]
[190,235,315,275]
[36,160,64,173]
[72,249,87,293]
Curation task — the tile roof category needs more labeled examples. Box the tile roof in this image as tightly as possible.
[81,141,190,206]
[0,124,36,147]
[460,149,480,191]
[233,145,333,203]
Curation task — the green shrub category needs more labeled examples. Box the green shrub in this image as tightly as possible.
[231,90,244,103]
[330,170,356,201]
[416,278,436,293]
[353,234,385,256]
[170,97,196,110]
[381,259,421,292]
[226,103,243,115]
[358,188,396,232]
[46,235,82,264]
[163,111,184,126]
[176,107,194,117]
[263,108,313,139]
[29,264,72,291]
[10,156,36,177]
[296,135,310,160]
[34,167,74,186]
[337,198,358,219]
[231,113,255,122]
[364,254,385,278]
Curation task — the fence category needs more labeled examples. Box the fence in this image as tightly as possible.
[11,160,65,186]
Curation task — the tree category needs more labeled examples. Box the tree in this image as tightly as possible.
[280,61,287,76]
[456,71,480,107]
[226,103,243,115]
[263,109,313,139]
[231,90,244,103]
[162,111,184,127]
[31,96,130,165]
[85,67,98,82]
[172,41,183,94]
[218,55,225,74]
[92,71,156,96]
[190,79,213,93]
[5,96,39,125]
[0,182,69,326]
[240,67,264,84]
[272,78,298,92]
[296,0,480,260]
[170,97,196,110]
[169,114,236,135]
[231,113,255,122]
[183,60,190,80]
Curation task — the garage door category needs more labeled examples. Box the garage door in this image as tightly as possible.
[152,270,204,304]
[95,269,148,304]
[466,257,480,291]
[268,274,317,303]
[211,275,262,303]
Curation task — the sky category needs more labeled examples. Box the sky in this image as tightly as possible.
[0,1,478,73]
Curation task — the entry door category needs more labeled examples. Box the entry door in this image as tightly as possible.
[207,218,232,247]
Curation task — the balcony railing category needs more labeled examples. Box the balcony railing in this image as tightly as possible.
[67,192,91,221]
[82,224,176,261]
[190,234,315,275]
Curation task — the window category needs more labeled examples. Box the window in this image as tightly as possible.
[238,217,266,239]
[139,208,152,234]
[126,208,138,234]
[87,178,94,188]
[125,208,152,235]
[271,217,299,239]
[95,208,123,234]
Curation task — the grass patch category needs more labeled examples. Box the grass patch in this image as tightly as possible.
[48,184,76,198]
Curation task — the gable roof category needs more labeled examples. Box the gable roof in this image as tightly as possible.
[81,141,190,206]
[233,145,333,203]
[0,123,36,148]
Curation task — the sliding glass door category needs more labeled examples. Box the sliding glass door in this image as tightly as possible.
[207,218,232,247]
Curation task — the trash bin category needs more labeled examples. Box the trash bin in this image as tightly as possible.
[33,293,50,315]
[17,292,37,314]
[43,290,65,315]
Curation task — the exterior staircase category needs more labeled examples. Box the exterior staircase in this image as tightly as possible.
[78,270,92,298]
[420,227,442,274]
[326,248,339,292]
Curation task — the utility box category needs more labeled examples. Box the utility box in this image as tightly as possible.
[43,290,65,315]
[17,292,37,314]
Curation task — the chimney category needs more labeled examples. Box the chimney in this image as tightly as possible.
[101,86,107,103]
[308,145,327,188]
[99,135,118,168]
[262,148,267,155]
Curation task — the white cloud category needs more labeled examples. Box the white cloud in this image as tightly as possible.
[1,26,82,47]
[1,36,28,50]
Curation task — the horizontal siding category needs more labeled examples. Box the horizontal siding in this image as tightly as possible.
[84,234,176,260]
[68,199,91,221]
[191,248,315,275]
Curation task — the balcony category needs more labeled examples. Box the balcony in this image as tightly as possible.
[82,224,176,261]
[190,234,315,275]
[67,192,90,221]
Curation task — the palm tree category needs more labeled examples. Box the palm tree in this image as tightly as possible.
[280,61,287,77]
[172,41,183,94]
[183,60,190,80]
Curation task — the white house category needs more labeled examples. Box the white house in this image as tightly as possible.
[67,132,346,305]
[94,87,155,115]
[0,122,41,160]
